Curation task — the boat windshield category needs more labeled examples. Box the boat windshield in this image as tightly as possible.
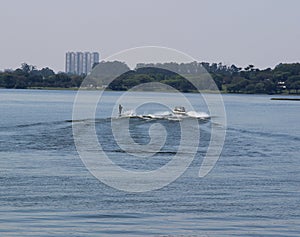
[174,106,186,112]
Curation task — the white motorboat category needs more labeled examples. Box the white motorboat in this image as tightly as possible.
[172,106,187,115]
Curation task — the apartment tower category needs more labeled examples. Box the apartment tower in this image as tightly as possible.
[65,52,100,75]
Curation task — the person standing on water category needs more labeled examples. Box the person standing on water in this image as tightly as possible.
[118,104,123,117]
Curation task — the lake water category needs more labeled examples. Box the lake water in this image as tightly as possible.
[0,89,299,236]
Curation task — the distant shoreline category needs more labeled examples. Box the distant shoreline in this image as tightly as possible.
[1,87,300,96]
[2,62,300,95]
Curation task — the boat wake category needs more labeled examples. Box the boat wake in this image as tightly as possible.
[117,109,210,121]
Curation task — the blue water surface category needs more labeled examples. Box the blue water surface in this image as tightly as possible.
[0,89,299,236]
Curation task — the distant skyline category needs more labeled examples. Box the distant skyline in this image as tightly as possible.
[65,51,99,74]
[0,0,300,72]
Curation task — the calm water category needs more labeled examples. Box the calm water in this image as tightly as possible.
[0,89,299,236]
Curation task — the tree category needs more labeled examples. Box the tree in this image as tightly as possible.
[40,67,55,78]
[3,73,16,88]
[14,76,28,89]
[227,77,249,93]
[292,81,300,93]
[286,75,300,93]
[21,63,35,74]
[263,79,276,94]
[212,74,223,90]
[254,82,265,93]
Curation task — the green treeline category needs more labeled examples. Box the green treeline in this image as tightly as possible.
[131,62,300,94]
[0,63,84,89]
[1,62,300,94]
[108,67,197,92]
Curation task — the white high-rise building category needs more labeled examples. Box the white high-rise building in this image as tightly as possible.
[83,52,91,74]
[65,52,76,74]
[75,52,84,75]
[91,52,100,68]
[65,51,100,75]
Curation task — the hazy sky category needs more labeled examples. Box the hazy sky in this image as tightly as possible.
[0,0,300,72]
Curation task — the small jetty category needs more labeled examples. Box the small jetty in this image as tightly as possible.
[271,98,300,101]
